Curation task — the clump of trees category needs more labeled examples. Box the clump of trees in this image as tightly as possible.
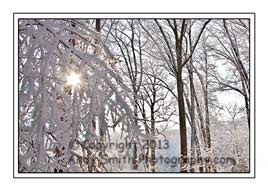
[18,18,249,172]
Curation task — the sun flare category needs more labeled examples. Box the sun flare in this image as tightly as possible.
[67,72,81,87]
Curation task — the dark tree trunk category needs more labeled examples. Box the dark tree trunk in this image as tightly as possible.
[174,20,188,173]
[176,69,188,172]
[150,105,156,172]
[133,93,139,170]
[95,19,101,32]
[204,55,211,149]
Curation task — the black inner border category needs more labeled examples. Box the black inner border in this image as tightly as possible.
[13,12,256,179]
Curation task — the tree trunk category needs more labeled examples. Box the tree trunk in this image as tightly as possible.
[133,93,138,170]
[174,20,188,173]
[204,56,211,149]
[177,69,188,172]
[150,105,156,172]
